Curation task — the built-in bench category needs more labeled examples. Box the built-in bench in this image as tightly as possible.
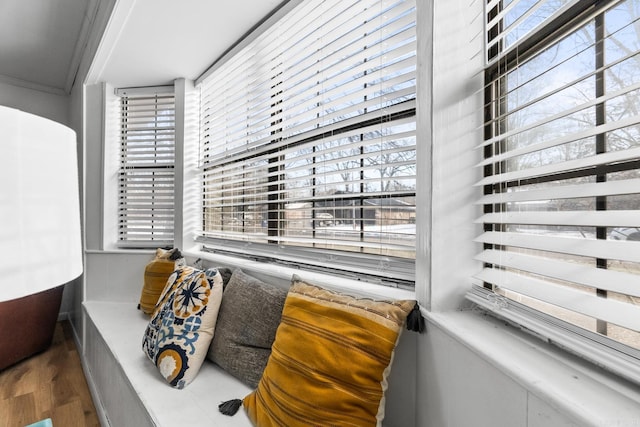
[83,301,253,426]
[80,252,417,427]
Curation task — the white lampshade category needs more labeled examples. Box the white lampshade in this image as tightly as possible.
[0,106,83,302]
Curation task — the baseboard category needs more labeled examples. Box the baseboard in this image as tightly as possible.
[69,317,111,427]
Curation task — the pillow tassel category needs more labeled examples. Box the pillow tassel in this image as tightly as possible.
[219,398,243,416]
[168,248,183,260]
[406,302,425,333]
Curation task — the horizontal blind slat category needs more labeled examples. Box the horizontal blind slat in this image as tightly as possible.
[476,179,640,205]
[198,0,417,275]
[476,146,640,186]
[201,100,416,168]
[476,210,640,227]
[476,114,640,166]
[476,249,640,297]
[475,268,640,332]
[118,89,176,244]
[475,231,640,263]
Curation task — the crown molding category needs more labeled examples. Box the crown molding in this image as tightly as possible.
[0,74,67,96]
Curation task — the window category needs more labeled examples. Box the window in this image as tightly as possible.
[117,87,176,247]
[196,0,417,285]
[470,0,640,383]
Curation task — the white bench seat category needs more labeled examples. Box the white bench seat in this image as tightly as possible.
[83,301,252,427]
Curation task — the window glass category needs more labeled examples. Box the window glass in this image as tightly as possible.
[473,0,640,381]
[118,89,175,247]
[198,0,417,285]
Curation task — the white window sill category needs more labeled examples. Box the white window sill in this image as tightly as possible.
[183,249,416,301]
[425,309,640,426]
[85,249,156,255]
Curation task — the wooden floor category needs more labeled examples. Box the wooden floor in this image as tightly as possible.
[0,321,100,427]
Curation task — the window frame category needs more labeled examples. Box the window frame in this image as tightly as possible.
[470,0,640,385]
[115,85,177,249]
[195,0,418,287]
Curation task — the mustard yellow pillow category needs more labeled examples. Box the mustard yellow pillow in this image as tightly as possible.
[138,248,185,315]
[238,276,416,426]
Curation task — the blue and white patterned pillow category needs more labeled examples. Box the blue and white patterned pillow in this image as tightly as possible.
[142,266,223,389]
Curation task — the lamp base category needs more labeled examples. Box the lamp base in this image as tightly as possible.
[0,285,65,371]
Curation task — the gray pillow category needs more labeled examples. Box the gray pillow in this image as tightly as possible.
[218,266,233,289]
[207,269,288,388]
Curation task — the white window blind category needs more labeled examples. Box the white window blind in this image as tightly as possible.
[470,0,640,383]
[197,0,417,286]
[118,87,175,247]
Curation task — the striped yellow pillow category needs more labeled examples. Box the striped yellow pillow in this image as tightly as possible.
[242,277,415,427]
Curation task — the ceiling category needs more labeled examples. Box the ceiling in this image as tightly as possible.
[0,0,285,94]
[0,0,96,94]
[90,0,285,88]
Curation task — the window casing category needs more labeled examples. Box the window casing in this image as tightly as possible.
[470,0,640,383]
[117,87,176,248]
[197,0,417,286]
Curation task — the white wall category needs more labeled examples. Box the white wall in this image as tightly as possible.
[417,315,581,427]
[69,79,85,334]
[66,0,118,343]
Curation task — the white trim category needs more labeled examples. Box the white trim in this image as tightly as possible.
[102,83,119,251]
[0,73,67,96]
[84,0,137,86]
[176,78,206,255]
[467,286,640,385]
[428,0,484,311]
[115,85,174,97]
[414,0,433,309]
[84,249,155,255]
[184,249,416,302]
[64,0,100,93]
[69,312,111,427]
[115,241,174,250]
[80,353,111,427]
